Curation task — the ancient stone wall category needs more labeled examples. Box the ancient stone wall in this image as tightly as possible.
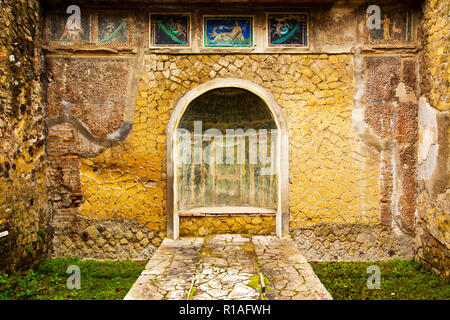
[415,0,449,279]
[1,0,447,278]
[43,2,421,262]
[0,0,51,272]
[292,223,413,261]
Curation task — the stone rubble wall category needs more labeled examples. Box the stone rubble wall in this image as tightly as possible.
[415,0,449,279]
[51,215,157,260]
[292,223,414,262]
[0,0,51,272]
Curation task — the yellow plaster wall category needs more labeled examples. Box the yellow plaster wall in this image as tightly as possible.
[76,53,381,235]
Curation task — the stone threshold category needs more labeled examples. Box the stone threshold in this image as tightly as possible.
[124,234,332,300]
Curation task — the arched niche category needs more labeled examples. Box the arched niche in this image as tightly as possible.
[166,78,289,238]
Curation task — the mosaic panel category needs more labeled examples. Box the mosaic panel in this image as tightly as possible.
[267,13,308,47]
[150,13,190,47]
[368,9,413,44]
[204,16,253,47]
[97,12,134,45]
[45,7,90,44]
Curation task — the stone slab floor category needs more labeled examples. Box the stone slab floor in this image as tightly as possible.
[124,234,332,300]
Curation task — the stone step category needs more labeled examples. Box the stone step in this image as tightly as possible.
[124,234,332,300]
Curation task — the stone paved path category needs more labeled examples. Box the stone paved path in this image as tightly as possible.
[124,234,332,300]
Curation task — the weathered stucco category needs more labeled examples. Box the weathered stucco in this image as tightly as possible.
[415,0,449,279]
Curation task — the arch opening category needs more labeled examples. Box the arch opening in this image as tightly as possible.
[167,79,289,239]
[176,87,279,214]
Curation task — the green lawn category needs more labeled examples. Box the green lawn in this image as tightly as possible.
[2,258,448,300]
[0,258,146,300]
[311,259,450,300]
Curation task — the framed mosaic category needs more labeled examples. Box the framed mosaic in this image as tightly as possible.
[368,9,413,44]
[45,7,91,45]
[203,16,253,48]
[96,12,135,45]
[267,13,308,47]
[150,13,191,48]
[45,7,136,47]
